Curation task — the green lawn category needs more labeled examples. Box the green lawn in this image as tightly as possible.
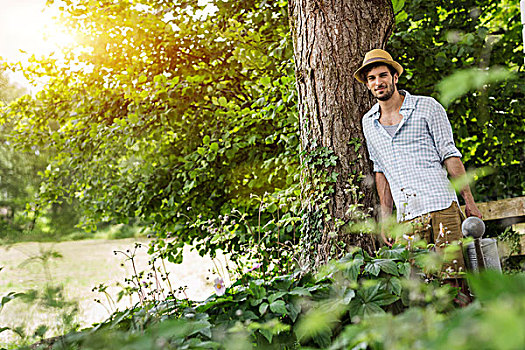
[0,238,229,348]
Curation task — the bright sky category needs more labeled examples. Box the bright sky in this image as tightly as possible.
[0,0,218,90]
[0,0,74,88]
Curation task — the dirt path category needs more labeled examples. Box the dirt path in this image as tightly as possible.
[0,238,231,346]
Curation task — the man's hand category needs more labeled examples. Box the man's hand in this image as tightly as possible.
[380,230,393,247]
[465,202,483,219]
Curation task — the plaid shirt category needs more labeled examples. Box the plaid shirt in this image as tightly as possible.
[362,90,461,221]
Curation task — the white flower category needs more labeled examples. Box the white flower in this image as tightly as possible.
[439,222,445,238]
[214,277,226,296]
[403,234,414,242]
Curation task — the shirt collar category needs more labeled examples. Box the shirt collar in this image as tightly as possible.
[367,90,415,120]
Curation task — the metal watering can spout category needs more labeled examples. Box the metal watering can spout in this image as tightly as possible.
[462,217,502,272]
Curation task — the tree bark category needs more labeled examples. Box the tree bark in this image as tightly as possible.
[289,0,394,269]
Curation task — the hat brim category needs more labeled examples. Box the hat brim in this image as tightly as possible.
[354,59,403,84]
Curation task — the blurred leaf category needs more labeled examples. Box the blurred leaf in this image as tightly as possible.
[295,301,344,342]
[449,166,494,193]
[468,271,525,302]
[437,67,514,107]
[0,292,25,309]
[392,0,405,13]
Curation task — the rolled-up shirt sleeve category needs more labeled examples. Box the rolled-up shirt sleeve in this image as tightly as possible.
[367,144,384,173]
[363,117,385,173]
[428,99,462,162]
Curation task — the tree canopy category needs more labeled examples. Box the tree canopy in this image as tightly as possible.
[3,0,300,265]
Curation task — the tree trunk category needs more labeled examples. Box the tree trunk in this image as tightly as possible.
[289,0,394,269]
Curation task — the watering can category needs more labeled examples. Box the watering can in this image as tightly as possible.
[462,217,502,272]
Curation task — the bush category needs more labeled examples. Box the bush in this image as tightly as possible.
[20,244,468,349]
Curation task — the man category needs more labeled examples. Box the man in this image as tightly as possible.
[354,49,482,282]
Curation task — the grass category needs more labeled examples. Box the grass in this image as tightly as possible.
[0,238,230,348]
[0,223,149,245]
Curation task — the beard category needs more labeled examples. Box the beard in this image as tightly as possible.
[374,77,396,101]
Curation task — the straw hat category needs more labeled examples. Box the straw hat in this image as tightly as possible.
[354,49,403,84]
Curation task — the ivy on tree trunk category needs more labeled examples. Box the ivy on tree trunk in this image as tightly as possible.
[289,0,394,269]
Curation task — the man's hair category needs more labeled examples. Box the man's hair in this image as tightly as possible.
[362,62,398,81]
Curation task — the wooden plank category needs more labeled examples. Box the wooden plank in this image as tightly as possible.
[461,196,525,221]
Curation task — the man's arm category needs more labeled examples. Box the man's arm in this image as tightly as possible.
[375,172,394,245]
[443,156,483,218]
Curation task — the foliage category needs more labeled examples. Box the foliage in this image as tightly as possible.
[20,245,448,349]
[0,72,41,237]
[2,0,299,259]
[0,71,82,242]
[389,0,524,201]
[330,271,525,350]
[498,226,522,255]
[12,245,525,350]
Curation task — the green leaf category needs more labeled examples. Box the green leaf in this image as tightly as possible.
[34,324,48,338]
[269,300,287,315]
[187,319,212,337]
[259,328,273,343]
[379,245,408,260]
[349,283,399,317]
[364,262,380,276]
[343,288,356,304]
[241,310,258,321]
[392,0,405,13]
[268,291,286,303]
[266,203,278,213]
[260,76,272,87]
[312,330,332,348]
[398,261,411,276]
[273,278,293,291]
[289,287,312,296]
[210,142,219,152]
[1,292,25,309]
[250,298,264,307]
[287,302,301,322]
[349,296,380,317]
[342,257,364,281]
[249,282,267,300]
[395,10,408,23]
[383,277,402,296]
[259,302,269,315]
[437,67,514,107]
[365,259,399,276]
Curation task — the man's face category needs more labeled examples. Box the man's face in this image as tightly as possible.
[365,65,398,101]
